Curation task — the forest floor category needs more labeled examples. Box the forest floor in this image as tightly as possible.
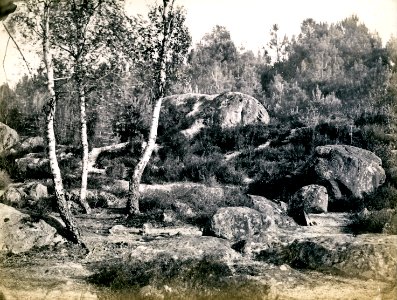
[0,185,396,300]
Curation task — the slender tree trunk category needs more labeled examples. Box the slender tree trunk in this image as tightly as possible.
[78,83,91,214]
[126,97,163,214]
[126,0,173,215]
[42,3,85,247]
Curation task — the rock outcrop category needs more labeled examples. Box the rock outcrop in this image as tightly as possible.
[0,203,64,253]
[206,207,274,241]
[19,136,45,152]
[1,186,25,208]
[302,145,385,206]
[255,234,397,282]
[209,92,270,128]
[127,236,240,262]
[0,122,19,153]
[163,92,269,138]
[66,188,121,208]
[289,185,328,225]
[15,153,51,178]
[1,182,49,208]
[249,195,295,228]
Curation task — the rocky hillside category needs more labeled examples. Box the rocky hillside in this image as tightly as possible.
[0,91,396,299]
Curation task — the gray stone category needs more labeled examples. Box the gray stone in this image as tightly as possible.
[128,236,240,262]
[15,155,51,177]
[27,182,48,201]
[0,186,26,208]
[312,145,385,200]
[212,92,270,128]
[163,92,269,138]
[0,203,65,253]
[0,122,19,153]
[98,191,120,206]
[20,136,45,151]
[207,207,273,241]
[289,185,328,225]
[249,195,296,228]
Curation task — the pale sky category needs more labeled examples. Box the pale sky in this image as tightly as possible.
[1,0,397,86]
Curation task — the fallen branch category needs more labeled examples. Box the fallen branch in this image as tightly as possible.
[88,142,130,173]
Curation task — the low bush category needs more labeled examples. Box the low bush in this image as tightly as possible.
[139,184,251,227]
[0,170,11,189]
[363,184,397,210]
[349,209,397,234]
[90,255,269,299]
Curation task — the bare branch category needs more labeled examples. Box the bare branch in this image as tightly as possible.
[2,36,10,83]
[2,22,33,76]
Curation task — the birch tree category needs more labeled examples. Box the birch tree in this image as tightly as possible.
[126,0,191,215]
[9,0,85,246]
[51,0,135,213]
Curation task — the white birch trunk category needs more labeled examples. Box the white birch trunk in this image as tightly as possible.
[42,3,85,247]
[78,85,91,214]
[126,0,174,215]
[127,98,163,214]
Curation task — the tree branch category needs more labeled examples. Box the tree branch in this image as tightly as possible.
[2,36,10,82]
[88,142,130,173]
[2,23,32,76]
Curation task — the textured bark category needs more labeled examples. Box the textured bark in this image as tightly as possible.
[127,98,163,214]
[126,0,174,215]
[78,84,91,214]
[42,3,85,247]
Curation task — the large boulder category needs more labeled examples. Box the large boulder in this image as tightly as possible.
[210,92,270,128]
[203,92,270,128]
[249,195,296,228]
[0,122,19,153]
[304,145,385,205]
[289,185,328,225]
[0,203,65,253]
[206,207,273,241]
[25,182,49,201]
[163,92,269,138]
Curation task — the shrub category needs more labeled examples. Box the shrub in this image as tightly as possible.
[0,170,11,189]
[0,152,22,180]
[363,184,397,210]
[349,209,397,234]
[139,184,251,227]
[90,255,269,299]
[106,163,128,180]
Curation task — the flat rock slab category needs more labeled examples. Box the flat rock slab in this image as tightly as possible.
[254,233,397,282]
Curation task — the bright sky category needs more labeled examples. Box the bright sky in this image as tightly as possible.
[1,0,397,86]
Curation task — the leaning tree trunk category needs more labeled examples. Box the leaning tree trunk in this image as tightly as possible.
[126,0,173,215]
[77,82,91,214]
[126,98,163,214]
[42,4,85,247]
